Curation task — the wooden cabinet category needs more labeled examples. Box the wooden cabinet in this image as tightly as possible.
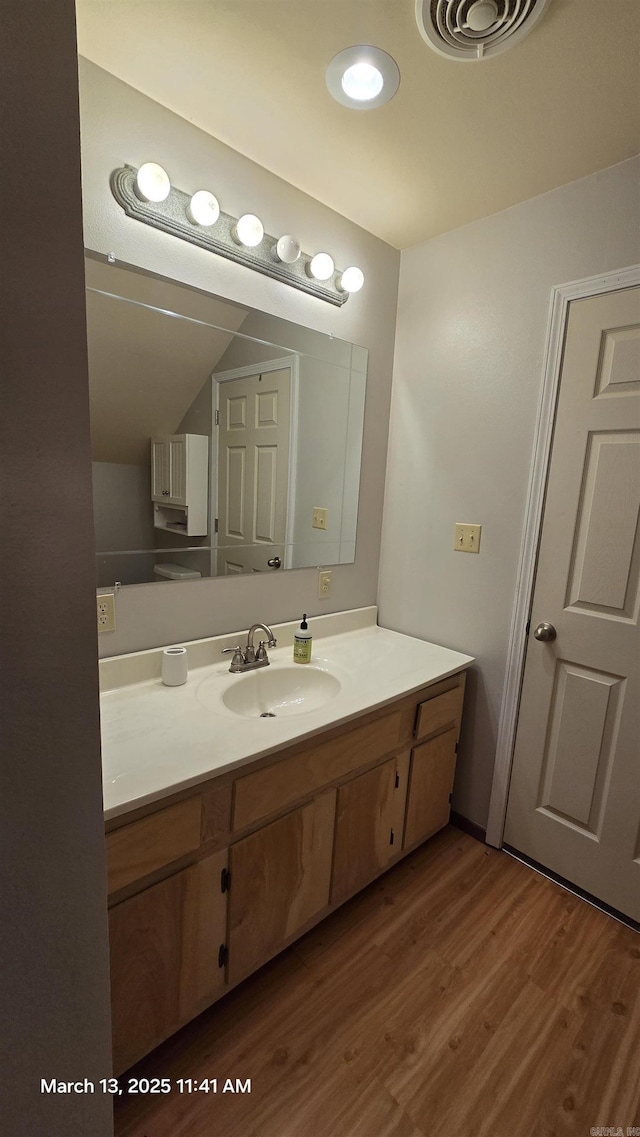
[106,797,201,894]
[415,686,463,741]
[331,752,410,906]
[151,438,169,501]
[107,668,467,1073]
[404,728,458,850]
[109,848,228,1074]
[151,433,208,535]
[232,708,403,831]
[227,791,336,984]
[403,677,465,849]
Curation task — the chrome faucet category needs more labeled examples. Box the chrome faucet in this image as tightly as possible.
[222,623,277,673]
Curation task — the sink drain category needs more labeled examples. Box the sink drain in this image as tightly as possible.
[260,711,276,718]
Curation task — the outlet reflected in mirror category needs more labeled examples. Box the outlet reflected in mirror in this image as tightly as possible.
[86,253,367,588]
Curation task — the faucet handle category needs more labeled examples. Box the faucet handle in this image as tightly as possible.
[255,635,276,662]
[222,646,244,672]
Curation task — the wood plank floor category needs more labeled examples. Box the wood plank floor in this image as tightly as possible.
[114,827,640,1137]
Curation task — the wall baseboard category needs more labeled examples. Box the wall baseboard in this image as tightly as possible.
[450,811,486,844]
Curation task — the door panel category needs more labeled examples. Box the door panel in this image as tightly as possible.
[538,661,624,832]
[226,447,246,538]
[566,433,640,615]
[216,367,291,574]
[595,323,639,396]
[505,285,640,920]
[255,446,277,541]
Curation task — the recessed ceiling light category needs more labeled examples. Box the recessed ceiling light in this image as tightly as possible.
[326,46,400,110]
[342,62,383,102]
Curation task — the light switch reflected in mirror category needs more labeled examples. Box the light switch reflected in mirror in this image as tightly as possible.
[86,253,367,589]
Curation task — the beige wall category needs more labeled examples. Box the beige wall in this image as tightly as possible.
[93,460,154,549]
[379,156,640,830]
[79,59,400,656]
[1,5,113,1136]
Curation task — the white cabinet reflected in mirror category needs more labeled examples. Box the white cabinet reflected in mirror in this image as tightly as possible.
[86,252,367,587]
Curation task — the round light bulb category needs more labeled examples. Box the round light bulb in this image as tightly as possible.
[338,266,365,294]
[233,213,264,247]
[135,162,171,203]
[187,190,220,227]
[307,252,335,281]
[341,62,384,102]
[273,234,301,264]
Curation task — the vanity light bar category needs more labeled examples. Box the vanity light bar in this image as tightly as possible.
[111,166,364,306]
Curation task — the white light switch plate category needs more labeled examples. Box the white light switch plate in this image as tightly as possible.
[454,523,482,553]
[312,507,328,531]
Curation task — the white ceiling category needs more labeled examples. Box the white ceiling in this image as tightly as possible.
[76,0,639,249]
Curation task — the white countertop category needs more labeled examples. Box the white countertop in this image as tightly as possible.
[100,610,473,822]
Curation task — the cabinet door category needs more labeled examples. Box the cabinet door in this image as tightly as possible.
[404,728,457,850]
[227,790,335,985]
[109,849,228,1075]
[331,752,410,906]
[167,435,187,504]
[151,438,168,501]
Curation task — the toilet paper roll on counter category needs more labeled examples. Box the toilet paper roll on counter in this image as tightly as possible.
[162,646,188,686]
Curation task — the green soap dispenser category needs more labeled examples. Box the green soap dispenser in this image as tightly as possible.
[293,614,312,664]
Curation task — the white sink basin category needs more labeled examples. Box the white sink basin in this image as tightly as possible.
[216,665,341,718]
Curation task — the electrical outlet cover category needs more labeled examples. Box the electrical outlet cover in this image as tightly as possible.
[97,593,116,633]
[318,569,332,598]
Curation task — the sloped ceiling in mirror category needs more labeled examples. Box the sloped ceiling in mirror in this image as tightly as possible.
[85,258,249,464]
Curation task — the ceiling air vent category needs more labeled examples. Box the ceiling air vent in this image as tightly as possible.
[415,0,550,61]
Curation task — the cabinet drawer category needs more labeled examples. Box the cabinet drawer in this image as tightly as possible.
[106,797,202,895]
[233,709,403,832]
[415,683,464,742]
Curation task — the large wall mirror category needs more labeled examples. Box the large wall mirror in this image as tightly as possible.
[86,252,367,587]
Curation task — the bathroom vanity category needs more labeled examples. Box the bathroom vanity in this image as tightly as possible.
[101,609,472,1074]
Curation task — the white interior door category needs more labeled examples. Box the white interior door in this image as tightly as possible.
[216,368,291,574]
[504,285,640,921]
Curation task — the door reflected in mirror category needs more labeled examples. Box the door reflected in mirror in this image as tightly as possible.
[86,253,367,587]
